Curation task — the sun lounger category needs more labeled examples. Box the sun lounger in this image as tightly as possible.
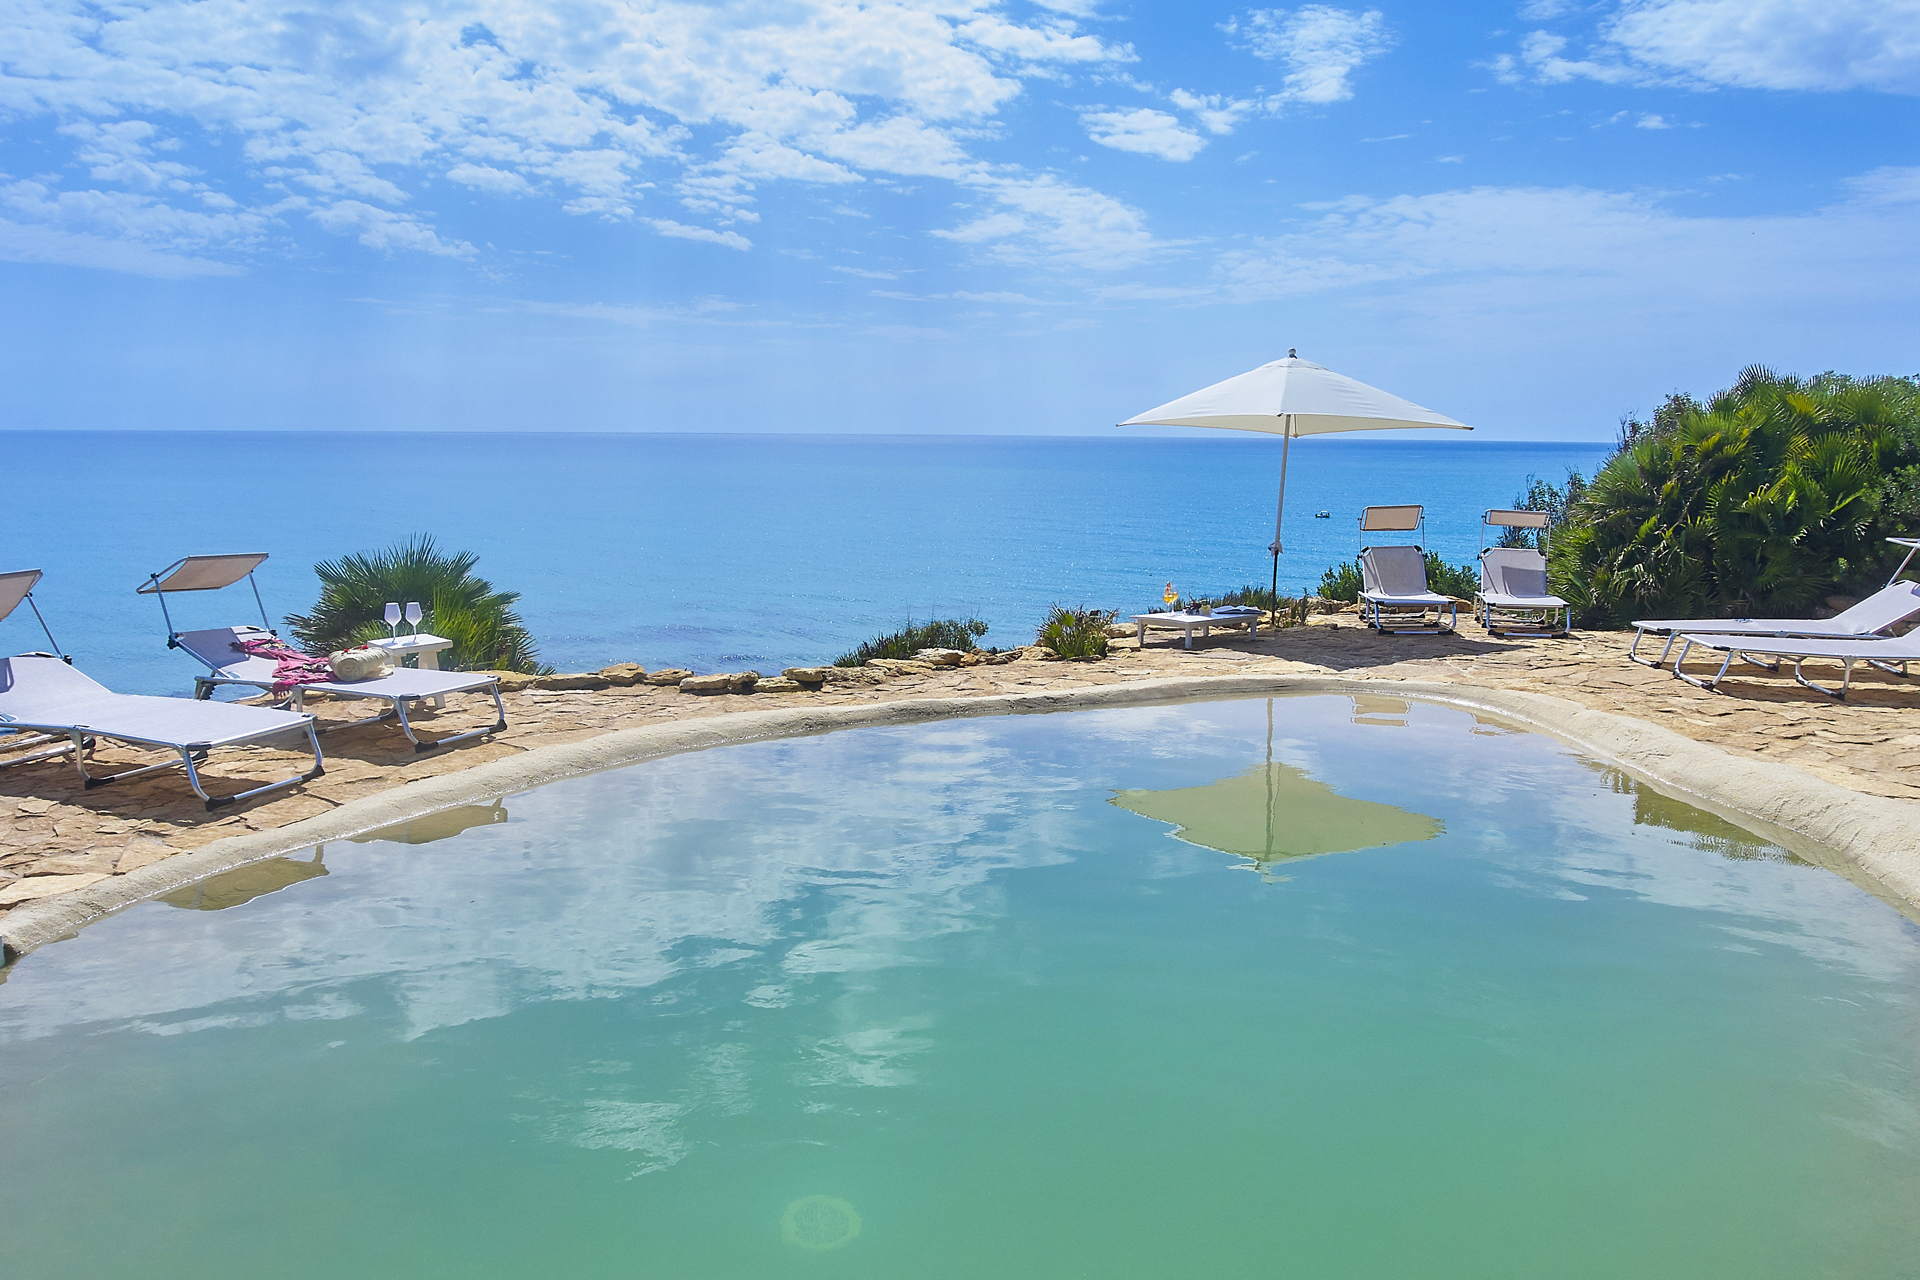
[1668,630,1918,699]
[0,656,323,810]
[1476,548,1571,636]
[1627,579,1920,667]
[139,554,506,753]
[173,625,507,752]
[1475,510,1570,637]
[1359,546,1458,634]
[1356,508,1456,634]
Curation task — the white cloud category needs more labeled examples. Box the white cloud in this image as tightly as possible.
[1209,167,1920,321]
[1081,107,1208,161]
[308,200,475,257]
[0,218,242,277]
[1224,5,1394,104]
[644,218,751,251]
[1168,89,1254,135]
[0,0,1144,274]
[1494,0,1920,93]
[445,163,534,196]
[935,173,1157,268]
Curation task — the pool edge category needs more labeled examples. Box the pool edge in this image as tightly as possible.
[5,675,1916,958]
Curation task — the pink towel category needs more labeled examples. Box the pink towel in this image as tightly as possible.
[235,636,333,695]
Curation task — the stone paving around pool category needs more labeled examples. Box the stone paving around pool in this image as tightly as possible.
[4,615,1916,928]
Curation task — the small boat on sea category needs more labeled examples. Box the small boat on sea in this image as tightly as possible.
[1313,510,1331,518]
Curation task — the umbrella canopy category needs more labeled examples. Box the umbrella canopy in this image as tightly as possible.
[1119,351,1471,592]
[1121,352,1471,436]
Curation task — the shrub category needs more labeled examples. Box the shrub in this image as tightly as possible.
[835,617,989,667]
[1498,471,1588,549]
[1036,606,1114,659]
[1552,367,1918,626]
[1317,553,1476,602]
[286,535,548,673]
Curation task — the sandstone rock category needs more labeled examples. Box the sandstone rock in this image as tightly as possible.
[783,666,836,686]
[980,649,1023,665]
[596,662,648,686]
[1016,646,1059,661]
[756,677,804,693]
[913,648,966,666]
[678,674,732,694]
[726,671,760,693]
[1103,622,1136,639]
[533,672,611,691]
[115,839,176,874]
[14,798,54,817]
[644,668,694,686]
[490,671,540,692]
[0,872,108,907]
[869,658,935,675]
[32,853,117,876]
[1306,596,1342,616]
[958,652,985,666]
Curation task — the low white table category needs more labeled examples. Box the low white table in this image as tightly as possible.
[367,633,453,669]
[368,633,454,706]
[1132,611,1263,649]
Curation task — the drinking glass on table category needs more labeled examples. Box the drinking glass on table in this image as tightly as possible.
[383,602,402,639]
[404,602,424,636]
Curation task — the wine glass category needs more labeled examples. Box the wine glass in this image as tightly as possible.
[404,601,424,636]
[383,602,402,640]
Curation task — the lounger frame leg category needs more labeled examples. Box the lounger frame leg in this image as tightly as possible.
[1791,657,1853,700]
[1628,629,1678,668]
[1670,639,1735,692]
[391,685,509,753]
[73,722,325,810]
[0,727,88,770]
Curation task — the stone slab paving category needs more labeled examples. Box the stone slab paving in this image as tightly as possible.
[3,617,1915,925]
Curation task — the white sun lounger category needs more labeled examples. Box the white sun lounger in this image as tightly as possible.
[1475,510,1570,637]
[141,554,506,753]
[1357,507,1456,634]
[1669,630,1918,699]
[172,624,507,753]
[0,571,322,809]
[1627,579,1920,667]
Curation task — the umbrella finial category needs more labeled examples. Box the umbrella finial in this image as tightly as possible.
[1287,347,1297,359]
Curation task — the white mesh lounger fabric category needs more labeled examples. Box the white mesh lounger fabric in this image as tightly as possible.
[1667,629,1920,699]
[1358,545,1457,634]
[1476,548,1571,637]
[1627,579,1920,667]
[171,626,507,753]
[0,654,322,809]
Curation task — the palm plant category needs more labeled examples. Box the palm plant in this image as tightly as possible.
[1552,367,1916,626]
[286,536,548,673]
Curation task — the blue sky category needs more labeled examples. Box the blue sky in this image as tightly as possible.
[1,0,1915,440]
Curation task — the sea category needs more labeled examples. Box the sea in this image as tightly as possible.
[8,432,1609,694]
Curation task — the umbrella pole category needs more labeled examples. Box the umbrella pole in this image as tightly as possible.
[1268,418,1292,606]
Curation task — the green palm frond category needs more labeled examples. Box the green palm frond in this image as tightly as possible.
[285,535,549,674]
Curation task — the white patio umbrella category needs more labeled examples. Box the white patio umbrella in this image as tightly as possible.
[1120,350,1472,600]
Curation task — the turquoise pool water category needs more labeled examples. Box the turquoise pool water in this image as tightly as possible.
[3,696,1917,1278]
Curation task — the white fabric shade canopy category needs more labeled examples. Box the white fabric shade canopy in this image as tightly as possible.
[1121,353,1471,437]
[1120,351,1472,596]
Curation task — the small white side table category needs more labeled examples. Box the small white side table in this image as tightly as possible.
[1132,610,1263,649]
[368,633,455,707]
[367,633,453,670]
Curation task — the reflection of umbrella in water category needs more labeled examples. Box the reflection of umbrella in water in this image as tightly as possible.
[159,851,327,911]
[348,800,511,846]
[1113,699,1441,864]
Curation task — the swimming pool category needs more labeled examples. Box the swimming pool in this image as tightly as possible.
[2,695,1916,1277]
